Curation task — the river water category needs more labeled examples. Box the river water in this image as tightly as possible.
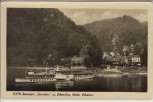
[7,68,147,92]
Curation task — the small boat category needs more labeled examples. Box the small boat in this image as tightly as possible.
[74,72,95,80]
[27,70,35,75]
[103,69,121,73]
[96,65,123,78]
[103,65,122,74]
[122,72,130,76]
[100,74,122,78]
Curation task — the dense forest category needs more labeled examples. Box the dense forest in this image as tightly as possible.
[84,15,147,66]
[7,8,101,67]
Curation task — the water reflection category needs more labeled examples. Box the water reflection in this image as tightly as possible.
[12,75,147,92]
[8,68,147,92]
[55,81,74,91]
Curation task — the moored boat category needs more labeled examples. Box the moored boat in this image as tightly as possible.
[15,67,74,83]
[74,72,95,80]
[103,65,122,74]
[15,76,56,83]
[100,74,122,78]
[95,65,123,77]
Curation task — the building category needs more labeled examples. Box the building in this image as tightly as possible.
[71,56,84,66]
[103,44,141,66]
[104,55,113,64]
[103,53,141,66]
[131,55,141,65]
[71,56,86,70]
[125,55,141,66]
[104,55,124,65]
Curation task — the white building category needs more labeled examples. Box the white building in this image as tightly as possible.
[131,55,141,63]
[125,55,141,66]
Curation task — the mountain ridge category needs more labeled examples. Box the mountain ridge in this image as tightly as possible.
[84,15,147,53]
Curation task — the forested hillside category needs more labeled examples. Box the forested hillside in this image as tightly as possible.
[84,15,147,66]
[7,8,101,67]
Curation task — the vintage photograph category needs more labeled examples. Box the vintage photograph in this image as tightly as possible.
[7,8,148,92]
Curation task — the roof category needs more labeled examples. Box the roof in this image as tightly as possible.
[113,55,124,61]
[105,56,113,61]
[105,55,124,61]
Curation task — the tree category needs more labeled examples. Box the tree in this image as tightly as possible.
[92,53,102,67]
[84,55,92,67]
[141,43,147,66]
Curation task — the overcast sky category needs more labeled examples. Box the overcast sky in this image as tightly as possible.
[59,9,147,25]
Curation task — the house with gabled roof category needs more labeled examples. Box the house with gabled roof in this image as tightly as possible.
[103,54,124,65]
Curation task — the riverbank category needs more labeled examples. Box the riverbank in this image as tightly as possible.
[8,66,147,75]
[78,66,147,76]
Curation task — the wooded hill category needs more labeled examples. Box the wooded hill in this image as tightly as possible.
[7,8,101,67]
[84,15,147,66]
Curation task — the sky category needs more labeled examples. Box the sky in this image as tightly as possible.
[59,9,147,25]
